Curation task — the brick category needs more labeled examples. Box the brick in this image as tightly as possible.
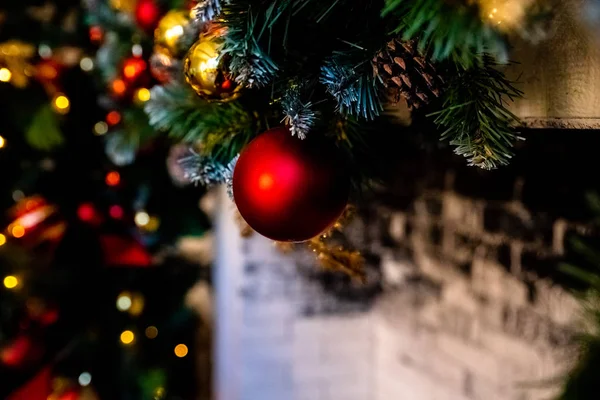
[484,205,536,242]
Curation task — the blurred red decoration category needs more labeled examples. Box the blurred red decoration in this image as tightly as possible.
[34,59,62,95]
[26,298,59,327]
[1,335,44,368]
[105,171,121,187]
[6,196,66,247]
[6,366,53,400]
[109,205,124,219]
[89,26,104,45]
[100,235,152,266]
[58,390,80,400]
[77,203,96,222]
[111,78,127,98]
[135,0,162,31]
[233,127,350,242]
[106,110,122,126]
[122,56,147,83]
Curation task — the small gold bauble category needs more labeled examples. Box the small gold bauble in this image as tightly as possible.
[154,10,191,57]
[183,32,242,103]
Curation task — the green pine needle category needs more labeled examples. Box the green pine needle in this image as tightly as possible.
[382,0,506,69]
[144,83,256,160]
[430,55,523,170]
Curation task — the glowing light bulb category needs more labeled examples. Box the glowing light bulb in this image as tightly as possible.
[3,276,18,289]
[94,121,108,136]
[116,292,132,311]
[135,211,150,227]
[174,344,188,358]
[0,234,5,246]
[80,57,94,72]
[78,372,92,386]
[11,225,25,238]
[0,135,5,148]
[53,94,70,114]
[0,68,11,82]
[136,88,151,102]
[105,171,121,186]
[120,330,135,345]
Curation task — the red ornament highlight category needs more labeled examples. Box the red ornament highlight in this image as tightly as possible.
[233,127,350,242]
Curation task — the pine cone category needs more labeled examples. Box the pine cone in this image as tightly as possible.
[373,39,444,109]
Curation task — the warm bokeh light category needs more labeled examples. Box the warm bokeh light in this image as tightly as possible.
[120,330,135,345]
[106,110,122,126]
[11,225,25,238]
[134,211,150,227]
[0,234,5,246]
[53,94,70,114]
[105,171,121,186]
[116,292,132,311]
[109,205,124,219]
[94,121,108,136]
[80,57,94,72]
[174,344,188,358]
[3,276,18,289]
[136,88,151,102]
[112,79,127,96]
[89,26,104,43]
[0,68,12,82]
[124,65,137,79]
[129,293,145,316]
[0,135,5,148]
[77,203,96,222]
[145,326,158,339]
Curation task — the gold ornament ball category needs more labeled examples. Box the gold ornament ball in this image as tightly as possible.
[183,34,242,103]
[154,10,191,57]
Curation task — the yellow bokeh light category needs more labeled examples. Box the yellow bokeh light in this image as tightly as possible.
[145,326,158,339]
[135,211,150,227]
[120,330,135,345]
[136,88,151,102]
[3,276,18,289]
[0,136,5,148]
[0,233,5,246]
[174,344,188,358]
[94,121,108,136]
[53,95,70,114]
[11,225,25,238]
[0,68,11,82]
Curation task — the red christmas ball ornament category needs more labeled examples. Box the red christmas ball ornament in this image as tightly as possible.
[233,127,350,242]
[135,0,162,31]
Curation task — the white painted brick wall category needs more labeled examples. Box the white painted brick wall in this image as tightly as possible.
[215,189,575,400]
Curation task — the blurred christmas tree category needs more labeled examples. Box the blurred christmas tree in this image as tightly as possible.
[0,1,211,398]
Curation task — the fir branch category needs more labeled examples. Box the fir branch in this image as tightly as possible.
[321,56,383,120]
[178,149,232,187]
[25,105,64,151]
[430,55,523,170]
[220,1,279,88]
[144,82,255,158]
[382,0,506,68]
[281,83,316,139]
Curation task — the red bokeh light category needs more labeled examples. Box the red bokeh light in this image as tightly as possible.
[105,171,121,187]
[77,203,96,222]
[109,205,124,219]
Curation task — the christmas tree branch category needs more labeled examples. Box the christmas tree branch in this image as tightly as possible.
[144,83,256,159]
[430,54,523,170]
[381,0,506,68]
[321,53,383,120]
